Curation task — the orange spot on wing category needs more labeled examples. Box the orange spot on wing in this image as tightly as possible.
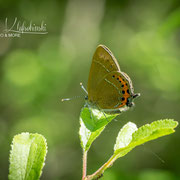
[117,102,125,108]
[114,75,131,108]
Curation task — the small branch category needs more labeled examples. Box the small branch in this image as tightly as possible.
[82,150,88,180]
[85,154,117,180]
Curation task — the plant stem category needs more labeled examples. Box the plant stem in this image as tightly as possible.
[85,154,117,180]
[82,150,88,180]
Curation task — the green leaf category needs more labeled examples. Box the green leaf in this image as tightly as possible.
[80,107,117,132]
[9,132,48,180]
[79,118,105,151]
[84,119,178,179]
[132,119,178,144]
[114,119,178,159]
[114,122,138,151]
[79,107,118,151]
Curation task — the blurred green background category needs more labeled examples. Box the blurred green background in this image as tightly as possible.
[0,0,180,179]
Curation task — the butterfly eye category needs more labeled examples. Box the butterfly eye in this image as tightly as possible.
[121,97,125,101]
[112,75,115,78]
[121,84,124,87]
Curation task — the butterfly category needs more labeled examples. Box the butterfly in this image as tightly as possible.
[86,45,140,114]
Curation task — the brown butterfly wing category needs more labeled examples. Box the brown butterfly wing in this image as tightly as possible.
[88,45,120,103]
[92,71,133,109]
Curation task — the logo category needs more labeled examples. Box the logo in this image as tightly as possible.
[0,17,48,38]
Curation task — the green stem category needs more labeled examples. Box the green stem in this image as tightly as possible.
[82,150,88,180]
[85,154,117,180]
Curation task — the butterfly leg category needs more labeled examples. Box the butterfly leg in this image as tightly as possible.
[102,110,109,122]
[84,102,93,120]
[95,105,110,123]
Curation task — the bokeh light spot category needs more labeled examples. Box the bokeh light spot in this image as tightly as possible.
[4,50,42,86]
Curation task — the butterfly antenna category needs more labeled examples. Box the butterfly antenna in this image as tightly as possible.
[61,95,83,102]
[80,82,88,95]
